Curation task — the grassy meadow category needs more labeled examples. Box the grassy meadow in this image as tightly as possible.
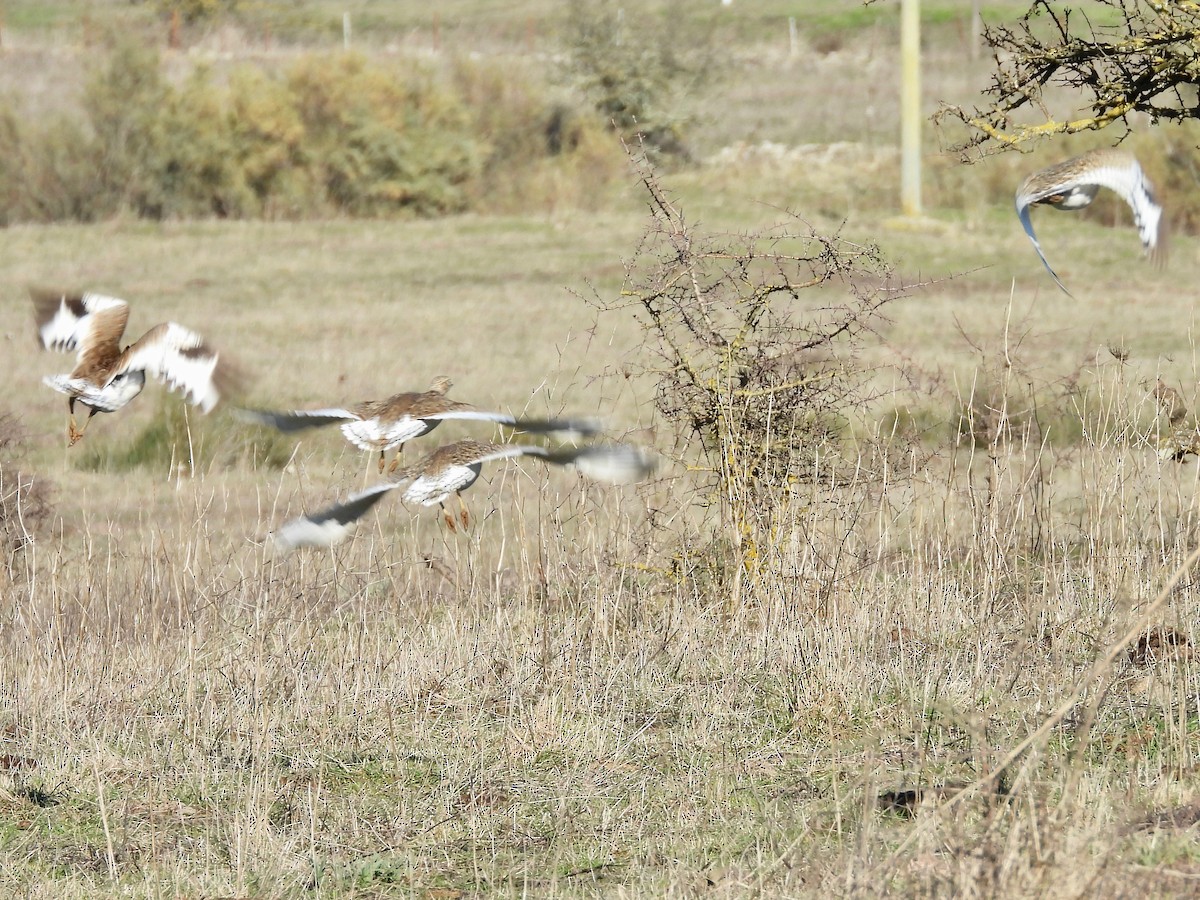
[4,2,1200,897]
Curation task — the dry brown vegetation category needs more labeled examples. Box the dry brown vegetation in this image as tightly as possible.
[4,2,1200,898]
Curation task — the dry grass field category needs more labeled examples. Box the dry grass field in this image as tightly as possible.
[4,3,1200,898]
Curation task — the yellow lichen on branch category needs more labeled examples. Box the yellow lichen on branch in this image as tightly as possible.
[966,102,1138,150]
[942,0,1200,154]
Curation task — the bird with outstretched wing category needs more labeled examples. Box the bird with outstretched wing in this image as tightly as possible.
[33,288,236,445]
[269,439,657,551]
[1015,148,1164,295]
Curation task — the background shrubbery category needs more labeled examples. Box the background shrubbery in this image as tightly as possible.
[0,32,635,223]
[6,3,1200,233]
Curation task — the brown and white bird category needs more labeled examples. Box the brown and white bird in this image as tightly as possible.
[1015,148,1164,295]
[237,377,600,472]
[270,439,657,550]
[33,289,233,445]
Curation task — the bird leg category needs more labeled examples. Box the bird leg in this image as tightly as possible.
[66,398,80,445]
[440,501,458,532]
[457,492,470,530]
[386,444,406,474]
[69,406,99,447]
[67,398,92,446]
[377,450,387,473]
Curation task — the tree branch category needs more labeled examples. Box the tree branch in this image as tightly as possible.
[937,0,1200,155]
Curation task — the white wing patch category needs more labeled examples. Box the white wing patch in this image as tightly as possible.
[402,464,485,506]
[117,323,222,412]
[42,375,110,408]
[1077,157,1163,254]
[470,444,545,466]
[272,516,357,553]
[341,417,437,451]
[38,293,128,359]
[42,373,145,412]
[42,374,81,399]
[393,442,656,506]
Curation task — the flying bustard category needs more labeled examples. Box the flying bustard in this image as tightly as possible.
[1015,148,1164,295]
[270,439,657,551]
[236,376,600,472]
[33,289,234,446]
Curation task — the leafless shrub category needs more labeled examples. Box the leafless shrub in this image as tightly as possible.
[594,154,920,583]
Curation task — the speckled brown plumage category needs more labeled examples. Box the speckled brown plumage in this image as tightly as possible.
[236,377,600,473]
[350,376,469,423]
[33,288,231,445]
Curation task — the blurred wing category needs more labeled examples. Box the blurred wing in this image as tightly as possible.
[429,410,602,438]
[1084,157,1165,258]
[1014,197,1072,296]
[234,407,360,432]
[32,290,130,361]
[466,442,657,484]
[1015,152,1164,295]
[272,483,398,552]
[467,443,552,467]
[309,483,397,528]
[553,443,658,484]
[115,323,223,412]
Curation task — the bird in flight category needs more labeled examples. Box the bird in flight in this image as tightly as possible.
[270,439,657,551]
[236,376,600,472]
[33,289,235,446]
[1015,148,1164,295]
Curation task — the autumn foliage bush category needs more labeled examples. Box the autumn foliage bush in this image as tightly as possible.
[0,37,622,223]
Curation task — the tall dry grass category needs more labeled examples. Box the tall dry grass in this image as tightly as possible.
[3,7,1200,894]
[5,320,1200,896]
[0,197,1197,896]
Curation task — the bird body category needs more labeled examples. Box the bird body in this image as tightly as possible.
[391,439,657,510]
[1014,148,1164,295]
[238,377,600,472]
[270,439,657,549]
[337,377,473,454]
[43,370,147,414]
[393,439,522,508]
[33,289,231,444]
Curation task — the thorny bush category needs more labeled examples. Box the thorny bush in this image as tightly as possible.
[598,158,918,579]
